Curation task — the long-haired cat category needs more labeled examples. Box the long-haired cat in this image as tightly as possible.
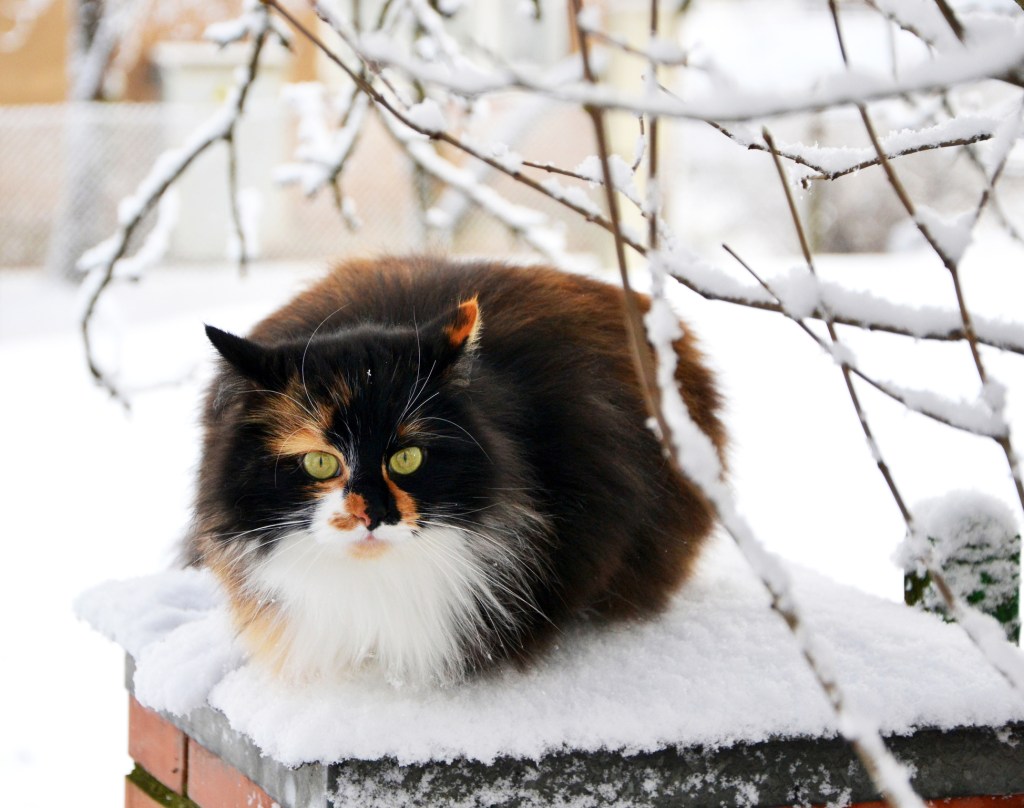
[186,256,725,686]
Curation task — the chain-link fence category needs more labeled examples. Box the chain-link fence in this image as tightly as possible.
[0,97,612,273]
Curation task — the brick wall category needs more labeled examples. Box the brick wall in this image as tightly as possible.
[127,697,277,808]
[125,694,1024,808]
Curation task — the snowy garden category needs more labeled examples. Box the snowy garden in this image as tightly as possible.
[3,0,1024,805]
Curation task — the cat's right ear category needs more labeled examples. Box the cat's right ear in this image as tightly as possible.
[205,325,281,388]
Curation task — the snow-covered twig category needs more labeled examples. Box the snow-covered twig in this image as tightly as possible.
[830,0,1024,519]
[78,11,271,402]
[648,251,928,808]
[268,0,622,237]
[723,247,1008,440]
[568,0,671,452]
[573,8,924,804]
[710,116,999,183]
[766,104,1024,703]
[243,1,1024,369]
[378,109,586,271]
[276,82,371,208]
[347,18,1024,123]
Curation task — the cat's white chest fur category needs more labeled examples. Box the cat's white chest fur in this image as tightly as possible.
[247,519,497,686]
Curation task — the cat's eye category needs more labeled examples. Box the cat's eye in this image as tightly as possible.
[388,446,424,476]
[301,451,341,480]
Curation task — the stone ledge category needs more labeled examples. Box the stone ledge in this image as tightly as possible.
[126,656,1024,808]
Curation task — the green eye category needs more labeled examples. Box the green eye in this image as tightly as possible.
[388,446,424,476]
[302,451,341,480]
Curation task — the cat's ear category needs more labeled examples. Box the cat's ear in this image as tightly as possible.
[438,297,482,354]
[205,325,283,387]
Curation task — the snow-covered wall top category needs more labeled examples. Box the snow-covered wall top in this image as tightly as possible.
[76,538,1023,768]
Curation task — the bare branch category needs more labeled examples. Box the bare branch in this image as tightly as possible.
[225,131,249,276]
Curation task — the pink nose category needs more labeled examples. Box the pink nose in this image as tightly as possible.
[345,493,373,528]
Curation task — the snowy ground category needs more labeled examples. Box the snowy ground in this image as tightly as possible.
[1,240,1023,806]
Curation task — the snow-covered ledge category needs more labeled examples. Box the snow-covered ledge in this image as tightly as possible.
[79,540,1024,807]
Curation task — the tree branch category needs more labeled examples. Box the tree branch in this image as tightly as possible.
[79,14,271,402]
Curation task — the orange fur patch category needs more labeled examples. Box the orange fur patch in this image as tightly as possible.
[233,597,289,673]
[256,382,351,487]
[444,297,481,349]
[206,549,291,674]
[347,539,392,560]
[330,492,368,531]
[383,470,420,524]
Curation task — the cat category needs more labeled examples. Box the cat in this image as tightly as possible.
[185,256,726,686]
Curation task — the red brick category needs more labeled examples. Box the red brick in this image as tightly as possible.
[128,696,188,794]
[125,778,165,808]
[821,795,1024,808]
[187,738,277,808]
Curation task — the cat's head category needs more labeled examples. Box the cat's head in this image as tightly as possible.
[202,297,486,557]
[195,298,536,683]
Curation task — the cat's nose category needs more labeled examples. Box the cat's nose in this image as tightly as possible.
[346,491,383,531]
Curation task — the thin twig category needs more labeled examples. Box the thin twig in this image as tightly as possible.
[831,0,1024,519]
[709,120,996,184]
[931,0,966,44]
[568,0,674,455]
[646,0,660,252]
[226,131,249,276]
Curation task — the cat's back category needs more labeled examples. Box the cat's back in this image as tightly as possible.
[250,255,627,356]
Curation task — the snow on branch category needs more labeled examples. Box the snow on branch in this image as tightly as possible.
[378,108,588,272]
[568,4,927,802]
[275,82,371,201]
[351,18,1024,123]
[712,114,1002,182]
[762,107,1024,702]
[724,248,1010,440]
[829,1,1024,520]
[78,9,272,402]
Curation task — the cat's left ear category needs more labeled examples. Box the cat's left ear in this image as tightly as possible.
[438,297,482,354]
[205,324,285,387]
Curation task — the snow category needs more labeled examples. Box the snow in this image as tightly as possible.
[574,154,640,203]
[915,206,976,265]
[76,538,1024,768]
[351,9,1024,123]
[908,491,1019,596]
[406,98,448,134]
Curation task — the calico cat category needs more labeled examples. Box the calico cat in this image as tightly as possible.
[186,256,725,686]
